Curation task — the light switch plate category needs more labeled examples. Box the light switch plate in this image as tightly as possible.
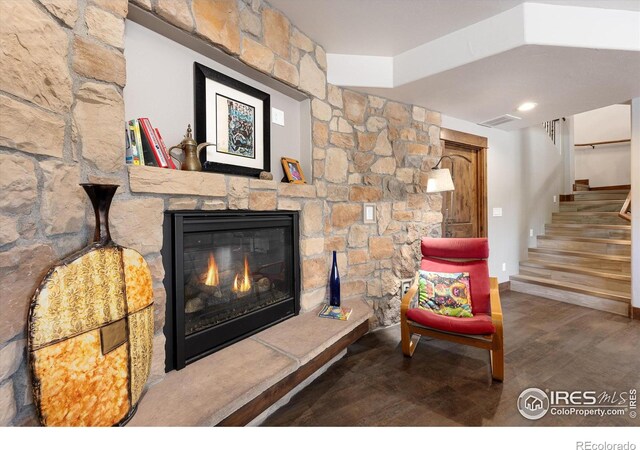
[492,207,503,217]
[272,107,285,126]
[400,279,413,296]
[530,229,534,237]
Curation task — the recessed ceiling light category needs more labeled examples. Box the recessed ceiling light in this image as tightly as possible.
[517,102,537,112]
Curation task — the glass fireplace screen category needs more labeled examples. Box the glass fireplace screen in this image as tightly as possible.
[182,227,292,336]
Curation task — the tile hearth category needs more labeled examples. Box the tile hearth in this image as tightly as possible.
[128,299,372,426]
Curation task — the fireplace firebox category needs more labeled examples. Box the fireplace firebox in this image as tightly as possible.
[163,211,300,370]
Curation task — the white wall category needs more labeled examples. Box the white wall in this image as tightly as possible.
[573,104,631,188]
[124,20,310,178]
[441,116,562,283]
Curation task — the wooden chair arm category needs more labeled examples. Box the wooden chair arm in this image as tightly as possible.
[489,277,503,324]
[400,272,420,318]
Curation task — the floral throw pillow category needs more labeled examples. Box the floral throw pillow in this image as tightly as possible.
[416,271,473,318]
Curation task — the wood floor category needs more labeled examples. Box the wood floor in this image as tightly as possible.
[261,291,640,426]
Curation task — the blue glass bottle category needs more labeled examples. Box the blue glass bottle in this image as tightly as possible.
[329,251,341,307]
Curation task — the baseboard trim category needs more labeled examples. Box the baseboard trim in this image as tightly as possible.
[559,194,574,202]
[590,184,631,191]
[217,320,370,426]
[498,281,511,292]
[633,307,640,321]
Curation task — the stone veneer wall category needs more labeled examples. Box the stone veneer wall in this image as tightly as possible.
[0,0,443,425]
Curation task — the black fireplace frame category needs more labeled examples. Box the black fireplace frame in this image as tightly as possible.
[163,210,300,371]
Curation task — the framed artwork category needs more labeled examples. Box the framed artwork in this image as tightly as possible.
[281,157,306,184]
[194,62,271,177]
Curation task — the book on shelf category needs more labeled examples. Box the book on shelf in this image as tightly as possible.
[126,120,143,165]
[138,117,169,168]
[318,305,352,321]
[154,127,176,169]
[125,122,133,165]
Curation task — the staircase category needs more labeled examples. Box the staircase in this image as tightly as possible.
[510,185,631,317]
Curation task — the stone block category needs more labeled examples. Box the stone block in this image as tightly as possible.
[407,142,430,155]
[277,198,301,211]
[400,127,417,141]
[249,179,277,190]
[0,215,19,246]
[290,27,313,52]
[273,58,299,86]
[249,191,277,210]
[263,8,290,59]
[240,37,275,73]
[193,0,240,54]
[239,5,261,36]
[313,146,326,160]
[348,224,369,248]
[426,110,442,126]
[299,54,325,99]
[342,280,365,299]
[0,381,16,426]
[412,106,426,122]
[313,160,324,178]
[277,183,316,198]
[301,201,323,236]
[74,82,124,172]
[91,0,128,17]
[311,98,332,121]
[0,0,73,113]
[328,85,343,108]
[110,197,165,255]
[329,132,355,149]
[367,279,382,297]
[40,161,85,235]
[324,148,348,183]
[373,130,392,156]
[299,287,326,311]
[343,90,367,124]
[370,236,395,259]
[302,257,327,290]
[315,45,327,71]
[202,199,226,210]
[0,153,37,214]
[0,243,55,343]
[40,0,79,27]
[396,168,415,184]
[0,340,24,383]
[349,262,375,277]
[324,236,346,252]
[331,204,361,229]
[168,198,198,210]
[85,5,125,48]
[353,152,375,172]
[357,131,377,151]
[368,95,385,109]
[312,121,329,147]
[366,116,387,132]
[0,95,65,158]
[383,101,411,128]
[300,237,324,256]
[371,157,396,175]
[326,185,349,202]
[350,186,382,202]
[73,36,125,86]
[128,165,226,197]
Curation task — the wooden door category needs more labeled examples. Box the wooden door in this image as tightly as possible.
[440,129,488,238]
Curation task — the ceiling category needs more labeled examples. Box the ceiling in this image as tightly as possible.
[269,0,640,129]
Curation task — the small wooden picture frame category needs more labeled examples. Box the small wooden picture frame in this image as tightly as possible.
[281,157,306,184]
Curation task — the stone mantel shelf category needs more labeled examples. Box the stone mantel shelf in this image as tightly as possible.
[127,165,317,199]
[128,299,372,426]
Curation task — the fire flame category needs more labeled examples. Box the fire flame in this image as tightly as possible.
[232,256,252,293]
[204,253,219,287]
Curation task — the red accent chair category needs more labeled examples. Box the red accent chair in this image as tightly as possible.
[400,237,504,381]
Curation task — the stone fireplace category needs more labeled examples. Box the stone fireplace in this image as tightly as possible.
[163,211,300,370]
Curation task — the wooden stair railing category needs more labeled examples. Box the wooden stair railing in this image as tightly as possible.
[619,192,631,222]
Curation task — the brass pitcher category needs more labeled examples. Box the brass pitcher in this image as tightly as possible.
[168,124,215,171]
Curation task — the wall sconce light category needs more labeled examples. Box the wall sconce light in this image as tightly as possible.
[426,154,471,237]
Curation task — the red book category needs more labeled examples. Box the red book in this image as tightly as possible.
[154,127,176,169]
[138,118,168,168]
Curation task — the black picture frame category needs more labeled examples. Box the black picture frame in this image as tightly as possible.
[194,62,271,177]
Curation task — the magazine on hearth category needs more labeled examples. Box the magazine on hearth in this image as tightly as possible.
[318,304,352,321]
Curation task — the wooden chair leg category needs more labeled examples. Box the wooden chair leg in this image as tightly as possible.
[490,330,504,382]
[401,321,418,357]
